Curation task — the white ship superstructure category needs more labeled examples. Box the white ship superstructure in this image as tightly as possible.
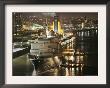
[29,38,59,57]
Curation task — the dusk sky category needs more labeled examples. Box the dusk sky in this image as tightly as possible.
[15,12,98,19]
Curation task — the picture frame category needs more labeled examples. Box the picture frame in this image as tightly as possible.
[0,0,109,88]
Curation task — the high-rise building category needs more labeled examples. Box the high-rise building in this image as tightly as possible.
[13,13,22,34]
[54,16,59,33]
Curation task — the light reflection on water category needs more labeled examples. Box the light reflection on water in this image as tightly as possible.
[28,47,86,76]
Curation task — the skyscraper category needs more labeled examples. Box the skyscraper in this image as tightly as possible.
[13,13,22,34]
[54,16,59,33]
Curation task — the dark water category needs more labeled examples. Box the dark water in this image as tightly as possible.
[13,29,98,76]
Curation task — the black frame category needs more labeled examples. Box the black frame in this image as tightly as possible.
[0,0,109,88]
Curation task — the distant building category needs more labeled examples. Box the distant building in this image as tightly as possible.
[54,16,59,33]
[12,13,22,34]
